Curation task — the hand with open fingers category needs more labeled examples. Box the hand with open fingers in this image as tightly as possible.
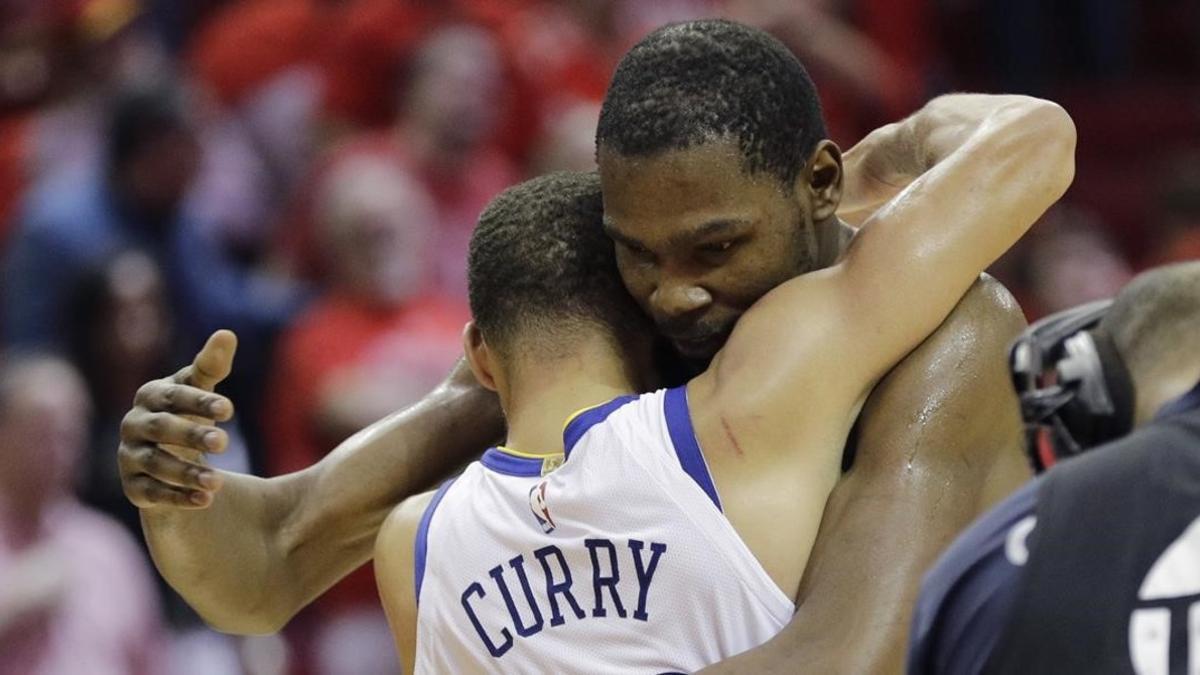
[118,330,238,510]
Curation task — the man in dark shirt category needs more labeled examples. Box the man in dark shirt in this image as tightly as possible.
[908,261,1200,675]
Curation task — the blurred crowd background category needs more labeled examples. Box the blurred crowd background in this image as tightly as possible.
[0,0,1197,673]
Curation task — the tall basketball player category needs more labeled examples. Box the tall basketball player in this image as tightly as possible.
[377,85,1073,671]
[118,21,1051,671]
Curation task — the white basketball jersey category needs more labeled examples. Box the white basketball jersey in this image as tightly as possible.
[411,386,795,674]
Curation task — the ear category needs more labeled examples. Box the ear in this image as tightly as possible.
[796,140,843,222]
[462,321,499,392]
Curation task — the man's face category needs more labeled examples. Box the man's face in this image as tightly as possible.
[599,140,817,363]
[125,128,200,222]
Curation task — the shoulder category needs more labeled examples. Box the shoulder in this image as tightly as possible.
[378,489,438,556]
[376,490,438,606]
[854,274,1028,475]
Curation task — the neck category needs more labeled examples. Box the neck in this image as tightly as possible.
[501,333,642,456]
[815,217,855,267]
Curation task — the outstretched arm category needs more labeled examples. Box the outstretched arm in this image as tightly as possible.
[122,331,503,634]
[699,275,1031,673]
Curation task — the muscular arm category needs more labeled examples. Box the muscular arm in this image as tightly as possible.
[699,275,1031,673]
[124,332,503,634]
[688,94,1070,595]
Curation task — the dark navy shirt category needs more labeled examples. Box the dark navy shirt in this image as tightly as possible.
[907,381,1200,675]
[906,477,1041,675]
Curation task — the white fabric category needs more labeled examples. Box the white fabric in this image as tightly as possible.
[414,389,794,674]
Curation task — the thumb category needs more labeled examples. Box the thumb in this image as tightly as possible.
[186,330,238,391]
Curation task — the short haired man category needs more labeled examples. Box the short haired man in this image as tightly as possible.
[118,20,1066,672]
[377,69,1071,670]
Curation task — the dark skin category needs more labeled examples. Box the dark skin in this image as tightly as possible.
[118,130,1034,669]
[698,275,1030,672]
[598,132,1033,670]
[600,140,846,365]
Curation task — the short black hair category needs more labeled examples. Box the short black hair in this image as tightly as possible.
[1101,261,1200,380]
[468,171,646,353]
[597,19,827,187]
[107,86,190,173]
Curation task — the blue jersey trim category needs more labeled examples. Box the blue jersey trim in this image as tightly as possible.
[480,447,549,477]
[664,386,723,512]
[562,394,640,457]
[414,477,457,605]
[1155,379,1200,421]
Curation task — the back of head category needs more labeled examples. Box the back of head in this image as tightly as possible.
[596,19,827,187]
[468,171,646,357]
[1100,260,1200,421]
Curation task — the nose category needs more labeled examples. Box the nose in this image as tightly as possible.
[651,280,712,322]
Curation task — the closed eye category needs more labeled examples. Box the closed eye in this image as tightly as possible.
[698,240,736,254]
[620,240,653,257]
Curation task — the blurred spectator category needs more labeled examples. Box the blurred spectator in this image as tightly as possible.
[318,0,448,132]
[277,23,519,299]
[395,24,519,298]
[0,353,166,675]
[2,85,307,477]
[0,0,158,250]
[3,85,305,350]
[994,205,1135,319]
[187,0,325,244]
[65,250,250,539]
[265,153,465,675]
[528,98,601,174]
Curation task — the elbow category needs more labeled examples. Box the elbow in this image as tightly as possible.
[197,601,294,636]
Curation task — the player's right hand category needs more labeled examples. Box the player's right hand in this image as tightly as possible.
[118,330,237,510]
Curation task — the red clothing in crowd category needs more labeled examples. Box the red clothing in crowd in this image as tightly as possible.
[264,291,467,610]
[275,133,518,299]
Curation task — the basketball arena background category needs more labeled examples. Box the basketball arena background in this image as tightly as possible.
[0,1,1196,673]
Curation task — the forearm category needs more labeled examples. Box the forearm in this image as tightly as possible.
[141,365,503,634]
[856,94,1042,176]
[141,472,289,633]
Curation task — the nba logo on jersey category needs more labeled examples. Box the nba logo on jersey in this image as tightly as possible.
[528,481,556,533]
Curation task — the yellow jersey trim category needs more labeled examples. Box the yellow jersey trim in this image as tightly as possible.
[495,445,562,460]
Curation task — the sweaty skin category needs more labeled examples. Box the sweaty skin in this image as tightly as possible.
[120,96,1067,670]
[697,275,1030,673]
[121,335,503,633]
[375,94,1073,669]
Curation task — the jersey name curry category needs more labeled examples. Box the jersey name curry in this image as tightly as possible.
[460,538,668,657]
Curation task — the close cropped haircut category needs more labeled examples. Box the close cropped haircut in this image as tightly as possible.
[467,171,646,353]
[1100,260,1200,379]
[596,19,827,187]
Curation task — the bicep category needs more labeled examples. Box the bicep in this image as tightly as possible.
[706,276,1032,673]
